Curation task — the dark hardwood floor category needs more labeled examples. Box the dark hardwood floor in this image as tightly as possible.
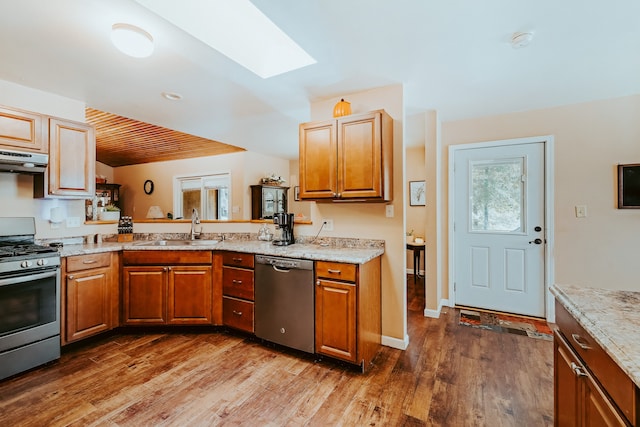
[0,276,554,426]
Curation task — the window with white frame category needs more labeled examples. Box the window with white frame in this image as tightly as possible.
[173,173,230,220]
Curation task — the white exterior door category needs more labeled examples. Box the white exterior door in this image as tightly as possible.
[453,141,545,317]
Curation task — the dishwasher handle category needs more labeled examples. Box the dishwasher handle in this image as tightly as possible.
[272,265,291,273]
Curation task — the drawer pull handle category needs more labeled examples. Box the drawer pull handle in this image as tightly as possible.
[82,260,98,264]
[571,334,591,350]
[232,279,243,284]
[327,269,341,274]
[570,362,587,377]
[232,310,243,316]
[232,258,243,263]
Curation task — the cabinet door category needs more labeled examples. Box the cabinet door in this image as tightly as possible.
[299,119,337,199]
[583,374,628,427]
[46,118,95,197]
[0,106,44,152]
[123,266,166,324]
[554,330,581,426]
[315,278,357,363]
[167,266,212,324]
[65,268,110,343]
[337,112,383,199]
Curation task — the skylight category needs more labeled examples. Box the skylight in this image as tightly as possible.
[134,0,316,78]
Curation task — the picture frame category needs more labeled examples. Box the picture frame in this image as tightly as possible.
[617,164,640,208]
[409,181,426,206]
[294,186,300,202]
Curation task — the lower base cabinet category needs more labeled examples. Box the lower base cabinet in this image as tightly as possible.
[62,252,119,345]
[315,257,381,370]
[220,251,255,333]
[122,251,213,325]
[554,301,638,426]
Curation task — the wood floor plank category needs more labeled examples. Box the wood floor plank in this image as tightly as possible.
[0,276,553,426]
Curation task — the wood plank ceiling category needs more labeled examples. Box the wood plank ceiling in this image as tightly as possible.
[86,107,245,167]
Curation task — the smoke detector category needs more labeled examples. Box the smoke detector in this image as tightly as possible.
[511,32,534,49]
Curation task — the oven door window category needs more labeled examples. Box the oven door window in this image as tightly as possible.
[0,273,57,337]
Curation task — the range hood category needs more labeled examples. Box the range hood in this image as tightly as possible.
[0,148,48,174]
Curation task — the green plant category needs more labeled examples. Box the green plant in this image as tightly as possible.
[104,204,120,212]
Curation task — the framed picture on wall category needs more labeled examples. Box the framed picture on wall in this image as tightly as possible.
[618,164,640,208]
[409,181,426,206]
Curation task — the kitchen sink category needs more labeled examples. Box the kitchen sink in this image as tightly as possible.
[133,240,219,247]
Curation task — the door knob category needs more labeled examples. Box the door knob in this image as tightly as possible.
[529,238,543,245]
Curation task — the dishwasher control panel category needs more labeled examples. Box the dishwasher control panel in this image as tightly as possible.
[255,255,313,270]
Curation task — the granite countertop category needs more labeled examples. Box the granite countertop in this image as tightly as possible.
[551,283,640,388]
[58,240,384,265]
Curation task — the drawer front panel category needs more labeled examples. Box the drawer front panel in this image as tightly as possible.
[123,250,212,265]
[555,301,637,423]
[221,251,254,269]
[223,297,254,333]
[222,267,254,301]
[66,252,111,272]
[316,261,356,282]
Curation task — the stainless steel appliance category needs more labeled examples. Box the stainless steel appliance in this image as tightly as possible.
[254,255,314,353]
[273,212,295,246]
[0,148,48,174]
[0,217,61,380]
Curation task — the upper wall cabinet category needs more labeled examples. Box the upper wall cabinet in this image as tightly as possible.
[0,105,45,153]
[298,110,393,202]
[35,117,95,198]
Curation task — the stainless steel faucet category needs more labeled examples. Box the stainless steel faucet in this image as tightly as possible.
[191,208,200,240]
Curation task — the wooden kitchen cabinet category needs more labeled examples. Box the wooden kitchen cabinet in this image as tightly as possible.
[122,251,213,325]
[0,105,45,152]
[554,301,638,426]
[34,117,95,198]
[62,252,119,345]
[250,184,288,219]
[315,257,381,370]
[221,251,255,333]
[299,110,393,202]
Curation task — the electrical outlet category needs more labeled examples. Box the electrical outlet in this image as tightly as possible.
[66,216,82,228]
[575,205,587,218]
[323,219,334,231]
[385,205,394,218]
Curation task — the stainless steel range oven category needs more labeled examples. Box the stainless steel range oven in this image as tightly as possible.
[0,217,61,380]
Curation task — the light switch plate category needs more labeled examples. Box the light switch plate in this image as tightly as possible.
[575,205,587,218]
[385,205,394,218]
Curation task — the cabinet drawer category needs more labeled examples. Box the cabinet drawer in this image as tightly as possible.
[222,251,254,269]
[123,250,212,265]
[316,261,357,282]
[223,297,254,333]
[66,252,111,272]
[556,301,638,423]
[222,267,254,301]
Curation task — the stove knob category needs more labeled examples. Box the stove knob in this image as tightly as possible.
[20,260,33,268]
[37,259,48,266]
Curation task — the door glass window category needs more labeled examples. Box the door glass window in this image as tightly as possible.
[174,173,230,220]
[470,158,524,232]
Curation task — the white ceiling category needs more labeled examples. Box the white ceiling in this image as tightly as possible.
[1,0,639,160]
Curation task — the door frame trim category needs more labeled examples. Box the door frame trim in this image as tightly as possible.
[448,135,556,321]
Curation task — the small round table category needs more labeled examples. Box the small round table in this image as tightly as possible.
[406,242,425,283]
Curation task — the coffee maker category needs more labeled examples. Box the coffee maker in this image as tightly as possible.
[273,213,295,246]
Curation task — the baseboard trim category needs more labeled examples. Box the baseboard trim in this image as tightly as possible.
[382,334,409,350]
[423,298,450,318]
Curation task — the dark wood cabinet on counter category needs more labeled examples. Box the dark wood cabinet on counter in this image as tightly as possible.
[122,251,213,325]
[62,252,119,345]
[315,257,381,371]
[220,251,255,333]
[554,301,639,426]
[250,184,288,220]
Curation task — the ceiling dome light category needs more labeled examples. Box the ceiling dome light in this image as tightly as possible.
[511,32,534,49]
[111,23,154,58]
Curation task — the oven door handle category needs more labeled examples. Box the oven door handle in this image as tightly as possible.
[0,270,58,287]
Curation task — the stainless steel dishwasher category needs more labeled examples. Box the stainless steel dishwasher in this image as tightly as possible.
[254,255,315,353]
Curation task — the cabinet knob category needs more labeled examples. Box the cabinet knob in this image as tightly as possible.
[316,280,321,286]
[68,275,74,280]
[570,362,587,377]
